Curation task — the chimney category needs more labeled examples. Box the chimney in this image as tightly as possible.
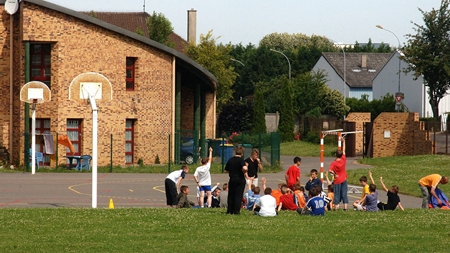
[361,54,367,69]
[187,8,197,45]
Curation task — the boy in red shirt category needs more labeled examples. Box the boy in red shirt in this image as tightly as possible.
[285,157,301,191]
[329,138,348,210]
[278,185,300,212]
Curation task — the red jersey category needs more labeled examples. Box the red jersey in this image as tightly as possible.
[280,194,298,211]
[285,165,300,189]
[329,154,347,184]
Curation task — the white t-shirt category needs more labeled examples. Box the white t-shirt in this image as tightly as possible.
[166,169,186,184]
[258,195,277,217]
[194,163,211,186]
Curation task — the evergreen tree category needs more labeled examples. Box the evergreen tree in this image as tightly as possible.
[278,78,294,142]
[252,83,267,134]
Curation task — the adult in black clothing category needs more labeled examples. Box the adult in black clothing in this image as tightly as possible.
[225,146,248,215]
[245,149,263,186]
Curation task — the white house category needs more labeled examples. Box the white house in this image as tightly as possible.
[314,51,450,118]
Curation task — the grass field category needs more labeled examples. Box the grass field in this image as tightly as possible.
[279,140,337,157]
[1,208,449,252]
[346,155,450,197]
[1,151,450,252]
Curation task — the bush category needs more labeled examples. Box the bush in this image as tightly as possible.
[227,132,272,148]
[303,130,337,145]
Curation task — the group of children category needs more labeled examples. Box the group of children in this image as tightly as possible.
[173,150,404,214]
[352,171,404,212]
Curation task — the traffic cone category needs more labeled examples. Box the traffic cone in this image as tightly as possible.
[108,198,115,209]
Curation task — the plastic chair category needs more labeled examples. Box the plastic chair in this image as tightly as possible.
[29,149,44,169]
[79,155,92,170]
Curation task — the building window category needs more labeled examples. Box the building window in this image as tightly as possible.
[67,119,82,158]
[125,119,135,164]
[30,118,51,165]
[30,44,51,88]
[126,57,136,91]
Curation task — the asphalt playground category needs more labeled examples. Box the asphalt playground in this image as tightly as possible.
[0,155,422,209]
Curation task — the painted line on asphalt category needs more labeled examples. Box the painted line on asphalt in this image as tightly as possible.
[68,180,165,202]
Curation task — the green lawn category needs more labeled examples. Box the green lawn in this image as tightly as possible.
[1,208,449,252]
[347,155,450,197]
[279,140,337,157]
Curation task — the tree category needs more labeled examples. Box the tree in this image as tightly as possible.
[278,78,294,142]
[146,11,174,47]
[345,39,392,53]
[217,101,252,135]
[259,32,334,52]
[187,31,237,111]
[292,71,328,116]
[322,89,350,119]
[403,0,450,119]
[346,93,397,121]
[252,83,267,134]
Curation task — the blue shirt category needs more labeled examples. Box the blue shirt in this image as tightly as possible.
[306,196,325,216]
[246,190,261,210]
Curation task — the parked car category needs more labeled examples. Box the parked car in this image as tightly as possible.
[180,138,195,164]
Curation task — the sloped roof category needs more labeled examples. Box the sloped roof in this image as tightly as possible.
[81,12,188,54]
[17,0,216,89]
[322,52,392,88]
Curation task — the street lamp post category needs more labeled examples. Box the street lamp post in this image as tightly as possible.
[270,49,291,80]
[376,25,402,111]
[328,39,346,98]
[230,57,245,67]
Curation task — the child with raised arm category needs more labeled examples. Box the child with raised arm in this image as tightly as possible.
[377,176,404,211]
[246,178,261,211]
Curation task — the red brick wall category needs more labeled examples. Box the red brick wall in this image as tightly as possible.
[372,112,431,157]
[1,3,215,166]
[346,112,370,154]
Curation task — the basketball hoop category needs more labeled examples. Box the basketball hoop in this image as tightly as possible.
[20,81,51,175]
[69,72,112,208]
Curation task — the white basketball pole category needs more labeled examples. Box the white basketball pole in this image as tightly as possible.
[88,95,98,208]
[31,103,36,175]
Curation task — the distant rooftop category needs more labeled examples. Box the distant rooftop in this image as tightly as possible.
[322,52,392,88]
[81,11,188,54]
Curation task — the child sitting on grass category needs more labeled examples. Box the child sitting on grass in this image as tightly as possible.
[294,183,307,209]
[246,178,261,211]
[327,184,334,211]
[278,185,299,212]
[377,176,404,211]
[176,185,196,208]
[298,186,325,216]
[356,171,377,212]
[353,175,370,211]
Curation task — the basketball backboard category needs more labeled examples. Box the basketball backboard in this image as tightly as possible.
[69,72,112,103]
[20,81,51,104]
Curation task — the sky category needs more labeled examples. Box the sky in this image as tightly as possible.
[44,0,443,47]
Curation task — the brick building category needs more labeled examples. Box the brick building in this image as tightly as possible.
[0,0,217,167]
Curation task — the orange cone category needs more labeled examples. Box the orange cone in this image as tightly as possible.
[108,198,115,209]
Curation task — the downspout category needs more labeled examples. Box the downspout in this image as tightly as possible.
[24,42,30,171]
[9,15,13,164]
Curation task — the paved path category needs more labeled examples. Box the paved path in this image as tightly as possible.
[0,155,421,209]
